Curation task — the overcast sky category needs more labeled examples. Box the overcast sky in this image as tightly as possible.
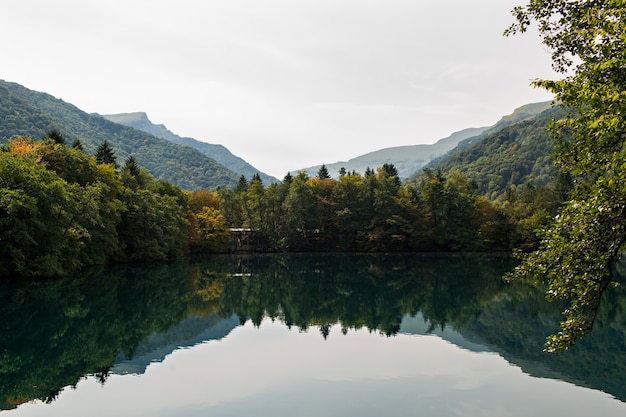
[1,0,556,178]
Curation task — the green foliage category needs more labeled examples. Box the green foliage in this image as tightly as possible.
[506,0,626,351]
[0,80,239,190]
[0,128,573,278]
[413,107,563,199]
[208,162,560,253]
[0,137,189,278]
[44,128,66,145]
[95,140,117,167]
[0,152,77,276]
[71,138,83,151]
[116,188,188,261]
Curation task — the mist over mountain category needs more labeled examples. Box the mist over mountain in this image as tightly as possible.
[103,112,279,185]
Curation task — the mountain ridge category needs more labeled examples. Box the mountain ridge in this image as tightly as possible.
[299,101,553,179]
[103,112,279,184]
[0,80,240,190]
[416,105,565,198]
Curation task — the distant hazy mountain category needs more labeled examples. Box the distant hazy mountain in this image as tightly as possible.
[300,101,553,179]
[0,80,240,190]
[301,127,489,179]
[104,112,279,184]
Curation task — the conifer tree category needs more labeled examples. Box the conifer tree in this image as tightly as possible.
[44,129,66,145]
[95,140,118,168]
[317,164,330,180]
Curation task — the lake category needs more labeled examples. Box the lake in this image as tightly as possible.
[1,253,625,416]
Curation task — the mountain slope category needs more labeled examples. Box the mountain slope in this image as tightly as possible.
[412,105,567,198]
[103,112,279,184]
[425,101,555,169]
[300,101,553,179]
[301,126,490,179]
[0,80,239,190]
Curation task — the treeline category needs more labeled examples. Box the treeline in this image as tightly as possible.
[214,164,572,253]
[0,135,571,278]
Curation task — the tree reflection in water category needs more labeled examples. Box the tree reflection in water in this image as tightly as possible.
[1,253,625,409]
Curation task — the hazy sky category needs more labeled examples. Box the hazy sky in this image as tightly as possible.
[0,0,556,178]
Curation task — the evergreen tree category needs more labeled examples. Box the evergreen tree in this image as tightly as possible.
[123,154,140,177]
[44,129,66,145]
[317,164,330,180]
[95,140,118,168]
[71,138,84,151]
[235,175,248,193]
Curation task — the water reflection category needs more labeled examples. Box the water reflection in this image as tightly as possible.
[1,253,625,411]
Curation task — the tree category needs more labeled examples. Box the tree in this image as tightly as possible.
[505,1,626,351]
[380,163,401,187]
[317,164,330,180]
[71,138,84,151]
[194,207,231,252]
[281,172,315,250]
[95,140,118,168]
[44,129,66,145]
[122,155,140,177]
[121,154,146,189]
[0,152,78,276]
[235,175,248,193]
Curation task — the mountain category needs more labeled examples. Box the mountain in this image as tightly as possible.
[0,80,239,190]
[300,101,553,180]
[425,101,555,168]
[301,127,489,179]
[410,105,566,198]
[103,112,279,185]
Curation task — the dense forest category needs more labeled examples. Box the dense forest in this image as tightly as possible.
[406,106,565,199]
[0,131,571,278]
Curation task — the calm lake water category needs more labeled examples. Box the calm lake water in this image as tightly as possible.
[2,253,626,416]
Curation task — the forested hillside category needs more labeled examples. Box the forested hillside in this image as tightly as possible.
[301,101,553,179]
[103,112,279,184]
[407,105,565,200]
[0,80,239,190]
